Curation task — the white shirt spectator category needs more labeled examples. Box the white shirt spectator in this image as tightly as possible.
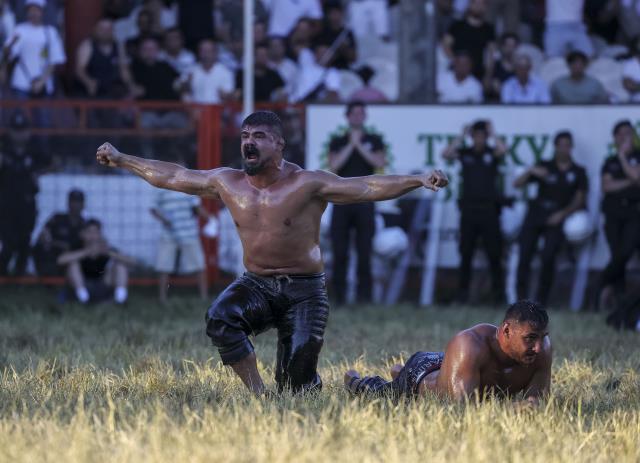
[545,0,584,23]
[184,62,234,104]
[6,22,66,93]
[622,58,640,102]
[160,49,196,75]
[501,75,551,104]
[264,0,322,37]
[436,71,483,103]
[291,48,340,102]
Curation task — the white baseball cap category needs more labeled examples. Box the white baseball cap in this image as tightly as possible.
[26,0,46,8]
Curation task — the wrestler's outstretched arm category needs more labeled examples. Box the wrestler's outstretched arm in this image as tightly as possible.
[313,169,448,204]
[96,142,223,198]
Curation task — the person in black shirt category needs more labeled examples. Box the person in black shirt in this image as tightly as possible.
[234,42,286,102]
[484,32,519,101]
[0,113,49,275]
[130,37,180,101]
[317,2,356,70]
[33,189,86,276]
[598,120,640,310]
[125,9,161,60]
[442,0,496,80]
[443,120,508,303]
[514,131,589,305]
[328,101,387,305]
[57,219,134,304]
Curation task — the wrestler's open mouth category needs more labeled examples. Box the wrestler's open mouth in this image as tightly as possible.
[243,147,260,162]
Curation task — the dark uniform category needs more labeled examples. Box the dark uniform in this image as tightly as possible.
[0,136,47,275]
[456,147,504,302]
[517,159,588,305]
[599,151,640,292]
[32,213,86,275]
[329,130,384,304]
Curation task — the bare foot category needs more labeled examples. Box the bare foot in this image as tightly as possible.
[390,364,403,380]
[344,369,361,392]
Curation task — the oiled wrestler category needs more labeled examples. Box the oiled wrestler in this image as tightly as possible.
[345,300,551,407]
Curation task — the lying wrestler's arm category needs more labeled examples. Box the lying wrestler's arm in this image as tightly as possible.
[311,169,448,204]
[436,332,485,401]
[96,142,224,198]
[520,337,552,406]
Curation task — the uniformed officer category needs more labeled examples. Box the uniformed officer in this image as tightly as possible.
[598,120,640,309]
[443,120,508,303]
[0,112,48,275]
[328,101,387,305]
[514,131,588,305]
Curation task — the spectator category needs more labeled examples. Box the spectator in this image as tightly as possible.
[328,101,387,305]
[442,120,508,304]
[159,27,195,75]
[617,0,640,43]
[484,32,519,99]
[268,36,298,97]
[597,120,640,309]
[181,39,234,104]
[288,18,315,55]
[513,131,588,305]
[265,0,323,38]
[347,0,390,41]
[33,189,86,276]
[254,20,268,45]
[0,113,48,276]
[584,0,619,44]
[130,37,180,101]
[349,65,388,103]
[290,41,341,102]
[125,9,161,60]
[544,0,594,57]
[127,0,176,33]
[436,0,455,38]
[3,0,65,99]
[151,188,209,303]
[75,18,132,98]
[317,3,356,70]
[0,0,15,46]
[500,54,551,104]
[551,51,608,103]
[57,219,133,305]
[488,0,520,35]
[234,42,286,102]
[443,0,496,80]
[437,51,484,103]
[622,38,640,102]
[176,0,215,51]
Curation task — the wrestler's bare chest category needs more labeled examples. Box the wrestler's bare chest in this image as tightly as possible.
[481,363,536,395]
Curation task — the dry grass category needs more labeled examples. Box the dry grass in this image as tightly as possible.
[0,287,639,463]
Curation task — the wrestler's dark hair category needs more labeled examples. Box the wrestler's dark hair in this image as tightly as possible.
[503,300,548,330]
[241,111,284,139]
[554,130,573,145]
[613,119,633,136]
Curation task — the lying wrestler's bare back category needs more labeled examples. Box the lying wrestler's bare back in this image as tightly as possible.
[96,125,448,276]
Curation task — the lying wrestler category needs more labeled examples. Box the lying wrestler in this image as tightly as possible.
[95,110,449,395]
[345,300,551,406]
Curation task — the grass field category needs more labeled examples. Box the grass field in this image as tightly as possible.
[1,287,639,463]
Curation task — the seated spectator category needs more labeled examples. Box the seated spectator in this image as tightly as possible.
[180,39,234,104]
[622,38,640,102]
[159,27,195,75]
[484,32,519,99]
[0,113,48,276]
[288,18,315,55]
[317,2,356,70]
[347,0,390,41]
[500,54,551,104]
[130,37,180,101]
[75,18,132,98]
[290,41,341,102]
[234,42,286,102]
[3,0,65,99]
[544,0,594,58]
[551,50,608,103]
[57,219,133,305]
[268,36,298,96]
[33,189,86,276]
[254,20,268,45]
[125,9,161,60]
[442,0,496,80]
[437,51,484,103]
[128,0,176,33]
[349,65,388,103]
[151,186,210,303]
[266,0,323,38]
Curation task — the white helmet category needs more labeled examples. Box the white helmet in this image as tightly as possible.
[563,210,592,244]
[373,227,409,258]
